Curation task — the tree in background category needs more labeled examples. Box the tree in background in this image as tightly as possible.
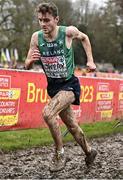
[0,0,123,70]
[70,0,92,66]
[0,0,34,60]
[0,0,74,62]
[88,2,122,64]
[78,0,123,68]
[110,0,123,68]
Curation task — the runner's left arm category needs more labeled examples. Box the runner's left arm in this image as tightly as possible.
[66,26,96,71]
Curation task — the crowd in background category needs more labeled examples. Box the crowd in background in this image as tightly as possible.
[0,48,19,69]
[75,65,123,79]
[0,48,123,79]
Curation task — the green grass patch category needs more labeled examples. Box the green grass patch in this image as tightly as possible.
[0,120,123,151]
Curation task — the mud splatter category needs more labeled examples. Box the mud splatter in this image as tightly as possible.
[0,133,122,179]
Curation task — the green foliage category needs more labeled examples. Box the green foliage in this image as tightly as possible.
[0,0,123,67]
[0,0,35,60]
[88,1,123,66]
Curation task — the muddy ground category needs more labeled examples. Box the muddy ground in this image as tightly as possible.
[0,133,123,179]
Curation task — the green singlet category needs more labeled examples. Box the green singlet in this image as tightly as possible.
[38,26,75,81]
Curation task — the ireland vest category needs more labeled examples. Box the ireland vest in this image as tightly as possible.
[38,26,75,81]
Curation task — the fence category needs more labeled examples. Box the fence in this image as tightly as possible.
[0,68,123,131]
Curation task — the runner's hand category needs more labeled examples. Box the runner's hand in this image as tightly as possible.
[86,62,96,72]
[32,48,41,61]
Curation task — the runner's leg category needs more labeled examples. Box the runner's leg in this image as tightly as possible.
[42,90,75,151]
[59,106,91,155]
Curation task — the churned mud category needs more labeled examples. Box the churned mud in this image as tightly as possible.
[0,133,123,179]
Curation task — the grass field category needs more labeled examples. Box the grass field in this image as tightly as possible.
[0,120,123,151]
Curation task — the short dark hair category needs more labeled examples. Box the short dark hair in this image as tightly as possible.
[36,2,58,17]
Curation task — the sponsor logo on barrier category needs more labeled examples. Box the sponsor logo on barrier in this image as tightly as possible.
[101,110,113,118]
[96,92,113,100]
[96,83,113,118]
[0,75,11,89]
[119,84,123,111]
[0,76,21,126]
[27,82,49,103]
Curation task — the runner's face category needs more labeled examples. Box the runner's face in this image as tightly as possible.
[38,12,59,34]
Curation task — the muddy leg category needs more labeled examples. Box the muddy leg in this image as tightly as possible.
[42,90,75,151]
[59,106,91,155]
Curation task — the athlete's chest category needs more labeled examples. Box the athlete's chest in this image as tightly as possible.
[39,40,65,57]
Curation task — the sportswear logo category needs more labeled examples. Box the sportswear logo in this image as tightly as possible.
[68,87,73,90]
[59,40,63,45]
[40,43,45,47]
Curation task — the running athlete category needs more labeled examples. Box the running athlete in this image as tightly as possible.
[25,2,97,172]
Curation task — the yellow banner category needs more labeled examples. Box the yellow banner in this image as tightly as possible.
[0,113,18,126]
[119,92,123,100]
[0,89,20,100]
[101,110,112,118]
[96,92,113,100]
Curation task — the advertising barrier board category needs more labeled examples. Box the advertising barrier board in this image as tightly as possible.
[0,69,123,131]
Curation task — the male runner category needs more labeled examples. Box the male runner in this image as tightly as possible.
[25,2,97,172]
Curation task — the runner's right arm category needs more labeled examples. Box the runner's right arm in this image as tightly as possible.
[25,32,41,70]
